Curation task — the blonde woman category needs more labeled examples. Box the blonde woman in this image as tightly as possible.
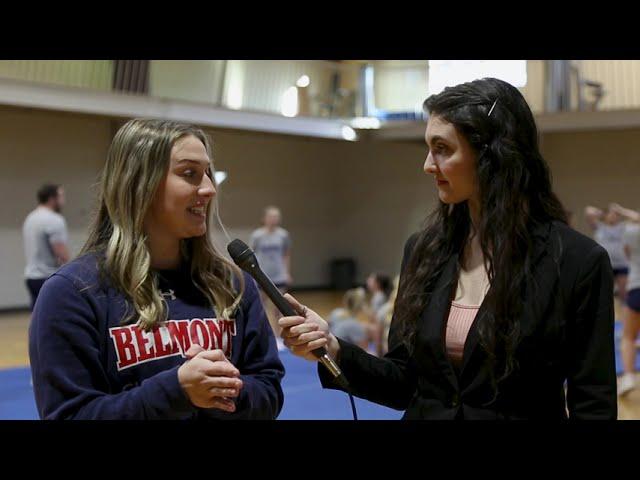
[28,119,284,420]
[378,275,400,356]
[327,288,369,351]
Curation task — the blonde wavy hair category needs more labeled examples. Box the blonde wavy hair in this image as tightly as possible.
[81,118,244,331]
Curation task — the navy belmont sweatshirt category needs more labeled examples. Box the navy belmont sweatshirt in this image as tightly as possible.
[28,252,285,420]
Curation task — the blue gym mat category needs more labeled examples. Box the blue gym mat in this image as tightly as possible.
[1,325,633,420]
[0,350,402,420]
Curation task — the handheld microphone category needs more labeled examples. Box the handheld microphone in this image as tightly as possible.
[227,239,350,391]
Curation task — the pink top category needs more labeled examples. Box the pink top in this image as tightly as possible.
[445,301,479,367]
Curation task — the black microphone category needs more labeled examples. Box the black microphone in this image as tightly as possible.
[227,239,350,391]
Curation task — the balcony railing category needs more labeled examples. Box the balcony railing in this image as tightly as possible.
[0,60,639,123]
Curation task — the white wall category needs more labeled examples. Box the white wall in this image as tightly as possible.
[0,107,427,308]
[2,105,640,309]
[0,107,111,308]
[0,60,113,91]
[149,61,226,104]
[541,128,640,232]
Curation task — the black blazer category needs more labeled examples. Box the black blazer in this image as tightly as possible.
[319,221,617,419]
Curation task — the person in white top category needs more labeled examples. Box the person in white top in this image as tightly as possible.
[612,204,640,395]
[585,203,630,301]
[249,206,292,343]
[22,183,70,309]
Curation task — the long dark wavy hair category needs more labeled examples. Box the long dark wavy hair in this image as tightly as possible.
[393,78,567,386]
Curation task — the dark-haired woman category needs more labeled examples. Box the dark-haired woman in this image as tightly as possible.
[278,78,617,420]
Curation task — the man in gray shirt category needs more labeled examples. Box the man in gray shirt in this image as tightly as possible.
[23,184,70,309]
[250,206,291,340]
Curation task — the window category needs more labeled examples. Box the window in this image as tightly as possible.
[428,60,527,95]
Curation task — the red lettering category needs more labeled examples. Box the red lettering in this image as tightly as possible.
[189,319,210,350]
[222,320,236,357]
[110,319,235,369]
[152,326,173,357]
[167,320,191,355]
[133,327,155,361]
[205,319,223,350]
[109,327,139,370]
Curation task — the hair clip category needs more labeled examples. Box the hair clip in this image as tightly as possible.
[487,99,498,117]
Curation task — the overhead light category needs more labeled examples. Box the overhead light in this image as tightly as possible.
[341,125,358,141]
[296,75,310,88]
[214,171,228,186]
[350,117,381,129]
[226,83,243,110]
[281,86,298,117]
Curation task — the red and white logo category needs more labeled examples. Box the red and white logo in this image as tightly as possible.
[109,318,236,371]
